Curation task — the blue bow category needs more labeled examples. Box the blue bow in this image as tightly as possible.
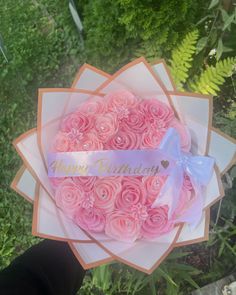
[152,128,214,227]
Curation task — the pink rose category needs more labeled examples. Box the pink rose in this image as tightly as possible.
[121,108,148,133]
[141,128,165,149]
[55,179,84,216]
[138,99,174,125]
[52,132,71,152]
[142,176,166,205]
[74,206,105,232]
[95,113,118,142]
[105,129,141,150]
[174,188,193,218]
[105,210,141,242]
[61,112,93,134]
[141,205,173,239]
[78,95,107,115]
[49,176,68,190]
[72,176,97,192]
[106,90,138,110]
[76,132,103,151]
[93,177,122,213]
[115,177,146,210]
[169,119,191,152]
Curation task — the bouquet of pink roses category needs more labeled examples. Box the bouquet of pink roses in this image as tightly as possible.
[12,58,236,273]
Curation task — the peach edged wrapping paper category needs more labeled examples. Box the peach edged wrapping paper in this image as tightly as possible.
[11,57,236,274]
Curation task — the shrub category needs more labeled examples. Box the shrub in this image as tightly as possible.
[79,0,206,72]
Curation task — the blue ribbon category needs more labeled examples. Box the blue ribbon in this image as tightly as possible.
[152,128,215,227]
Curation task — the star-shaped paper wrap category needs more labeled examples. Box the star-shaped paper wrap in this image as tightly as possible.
[11,57,236,274]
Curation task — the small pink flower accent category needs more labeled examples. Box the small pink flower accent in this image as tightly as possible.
[105,210,141,242]
[67,128,84,151]
[74,206,105,232]
[55,179,84,216]
[80,193,95,209]
[151,119,167,132]
[112,106,130,120]
[95,113,118,142]
[115,177,146,210]
[130,203,148,221]
[141,205,173,239]
[68,128,84,142]
[106,90,138,110]
[93,177,122,213]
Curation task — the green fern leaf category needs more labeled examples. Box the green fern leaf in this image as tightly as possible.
[170,30,199,90]
[190,57,236,95]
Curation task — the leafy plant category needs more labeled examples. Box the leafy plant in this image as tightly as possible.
[169,30,236,96]
[191,57,235,95]
[79,251,201,295]
[196,0,236,60]
[79,0,206,72]
[170,30,199,90]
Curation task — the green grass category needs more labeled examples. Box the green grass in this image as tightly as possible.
[0,92,37,268]
[0,0,84,269]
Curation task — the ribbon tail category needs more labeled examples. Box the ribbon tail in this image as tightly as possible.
[152,167,184,218]
[186,156,215,186]
[175,179,203,228]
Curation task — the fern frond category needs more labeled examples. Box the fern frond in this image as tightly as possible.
[190,57,236,95]
[170,30,199,90]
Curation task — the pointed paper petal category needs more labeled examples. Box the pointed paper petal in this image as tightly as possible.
[72,64,110,89]
[69,242,113,269]
[204,167,224,209]
[209,128,236,174]
[175,210,210,246]
[152,60,175,91]
[170,92,212,155]
[13,129,53,197]
[97,57,171,106]
[11,165,36,203]
[95,226,180,274]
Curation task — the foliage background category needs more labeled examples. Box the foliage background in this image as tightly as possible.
[0,0,235,294]
[77,0,207,71]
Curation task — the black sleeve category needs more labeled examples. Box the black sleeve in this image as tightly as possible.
[0,240,86,295]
